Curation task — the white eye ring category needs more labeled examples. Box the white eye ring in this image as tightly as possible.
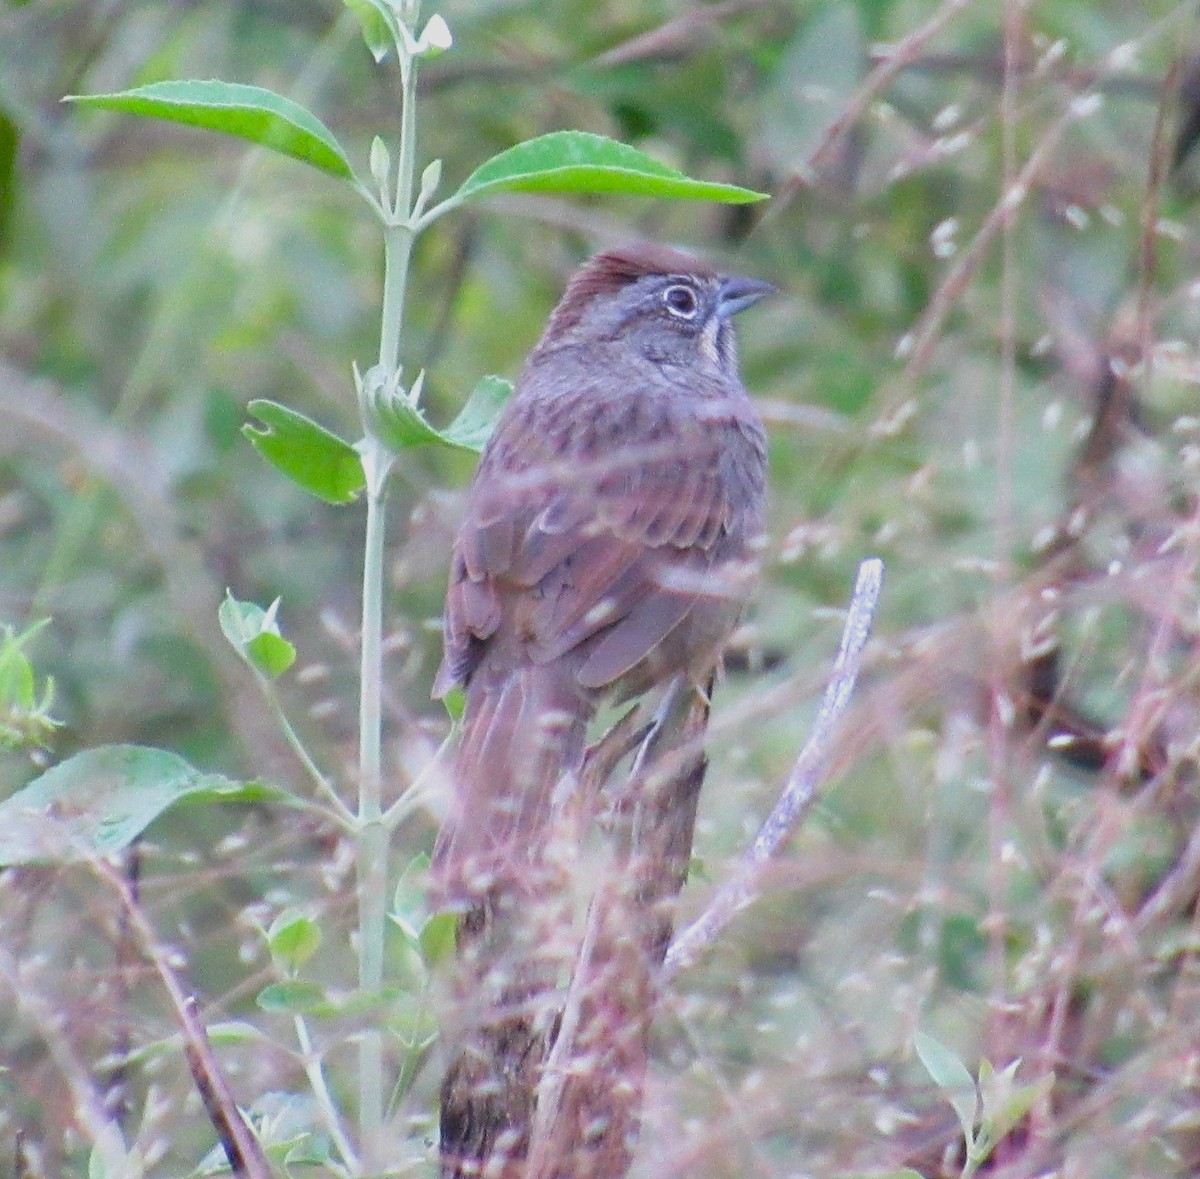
[662,283,699,320]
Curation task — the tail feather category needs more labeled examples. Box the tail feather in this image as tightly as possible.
[432,664,592,905]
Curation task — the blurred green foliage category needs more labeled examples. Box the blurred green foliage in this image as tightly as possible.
[2,0,1199,1176]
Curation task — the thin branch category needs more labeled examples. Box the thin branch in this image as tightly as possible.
[806,0,974,179]
[662,557,884,981]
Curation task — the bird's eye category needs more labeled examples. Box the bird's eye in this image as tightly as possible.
[662,283,699,319]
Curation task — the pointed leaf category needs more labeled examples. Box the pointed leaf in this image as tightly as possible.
[452,131,769,206]
[442,375,513,452]
[419,911,457,967]
[441,686,465,721]
[0,745,279,866]
[256,980,330,1014]
[268,910,323,973]
[345,0,400,62]
[219,593,297,678]
[244,399,364,504]
[914,1031,978,1141]
[65,81,354,181]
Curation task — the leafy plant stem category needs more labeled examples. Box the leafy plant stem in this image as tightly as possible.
[356,16,424,1164]
[295,1013,360,1173]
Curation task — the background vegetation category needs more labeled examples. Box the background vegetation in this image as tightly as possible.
[1,0,1199,1175]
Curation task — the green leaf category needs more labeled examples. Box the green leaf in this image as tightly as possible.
[344,0,400,62]
[386,996,439,1048]
[268,910,322,973]
[419,911,457,967]
[256,979,330,1015]
[358,365,506,455]
[392,852,431,941]
[442,375,513,452]
[441,686,465,721]
[0,745,278,866]
[914,1031,978,1142]
[0,619,60,750]
[219,593,297,678]
[244,399,365,504]
[65,81,355,181]
[978,1057,1051,1149]
[451,131,769,207]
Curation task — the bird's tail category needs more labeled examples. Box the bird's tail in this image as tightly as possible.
[432,662,592,909]
[434,664,592,1179]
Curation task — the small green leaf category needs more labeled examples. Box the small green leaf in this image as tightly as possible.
[914,1031,978,1142]
[392,852,431,940]
[219,593,297,678]
[386,996,439,1048]
[256,979,330,1014]
[417,14,452,56]
[246,631,297,678]
[65,81,354,181]
[361,371,445,451]
[268,910,322,973]
[978,1057,1051,1148]
[442,375,513,452]
[441,686,465,721]
[244,399,364,504]
[0,619,60,750]
[419,911,457,967]
[451,131,769,207]
[345,0,400,62]
[0,745,278,866]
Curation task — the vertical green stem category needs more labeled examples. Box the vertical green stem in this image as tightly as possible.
[357,463,389,1167]
[357,16,423,1168]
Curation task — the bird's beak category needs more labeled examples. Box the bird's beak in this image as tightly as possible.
[716,275,776,318]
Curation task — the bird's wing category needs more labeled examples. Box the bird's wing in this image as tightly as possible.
[437,388,756,696]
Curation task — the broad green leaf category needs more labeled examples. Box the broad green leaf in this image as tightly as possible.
[0,745,278,866]
[65,81,354,181]
[442,375,513,452]
[219,593,297,678]
[914,1031,978,1142]
[244,399,365,504]
[451,131,769,207]
[268,910,322,973]
[345,0,400,62]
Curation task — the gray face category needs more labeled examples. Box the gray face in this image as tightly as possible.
[573,273,740,378]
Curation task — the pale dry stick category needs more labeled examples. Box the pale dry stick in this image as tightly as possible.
[94,860,273,1179]
[662,557,883,982]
